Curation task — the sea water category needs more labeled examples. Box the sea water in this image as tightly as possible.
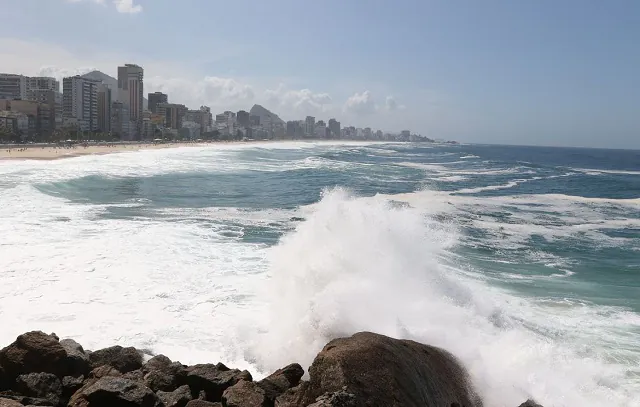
[0,142,638,406]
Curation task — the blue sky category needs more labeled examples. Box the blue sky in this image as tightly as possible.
[1,0,638,148]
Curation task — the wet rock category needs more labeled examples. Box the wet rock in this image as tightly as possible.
[59,339,90,377]
[88,346,143,373]
[221,380,269,407]
[308,389,356,407]
[68,377,157,407]
[517,400,544,407]
[156,384,192,407]
[144,362,186,392]
[303,331,483,407]
[185,364,251,402]
[0,332,67,379]
[257,363,304,401]
[88,365,122,379]
[142,355,172,373]
[122,369,145,382]
[274,381,308,407]
[15,373,62,406]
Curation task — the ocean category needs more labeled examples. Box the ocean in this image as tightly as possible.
[0,142,638,406]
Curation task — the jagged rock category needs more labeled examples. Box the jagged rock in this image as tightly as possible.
[142,355,172,373]
[0,332,67,379]
[61,375,85,401]
[303,332,483,407]
[59,339,90,377]
[88,365,122,379]
[88,346,142,373]
[184,400,222,407]
[0,398,22,407]
[15,373,62,406]
[123,369,145,382]
[68,377,157,407]
[518,400,544,407]
[308,389,356,407]
[0,391,53,406]
[257,363,304,401]
[274,382,308,407]
[144,362,186,392]
[185,364,251,402]
[157,384,192,407]
[222,380,269,407]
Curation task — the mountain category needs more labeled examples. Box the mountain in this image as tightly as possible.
[81,70,148,110]
[249,104,285,125]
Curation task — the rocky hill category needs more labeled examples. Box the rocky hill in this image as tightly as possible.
[249,104,285,126]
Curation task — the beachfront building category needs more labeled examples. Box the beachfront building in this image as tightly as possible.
[158,103,187,130]
[148,91,167,114]
[111,101,130,140]
[328,118,340,139]
[0,74,27,100]
[97,84,112,133]
[63,76,99,132]
[305,116,315,137]
[117,64,144,139]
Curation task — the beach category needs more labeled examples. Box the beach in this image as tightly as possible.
[0,142,210,161]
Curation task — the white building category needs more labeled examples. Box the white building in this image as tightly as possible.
[62,76,99,132]
[26,77,60,93]
[0,74,27,100]
[117,64,144,139]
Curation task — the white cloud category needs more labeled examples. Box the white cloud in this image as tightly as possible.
[343,91,377,115]
[264,85,333,117]
[385,95,406,111]
[65,0,142,14]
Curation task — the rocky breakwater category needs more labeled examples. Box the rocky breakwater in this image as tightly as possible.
[0,331,542,407]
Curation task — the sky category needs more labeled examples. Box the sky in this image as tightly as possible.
[0,0,638,148]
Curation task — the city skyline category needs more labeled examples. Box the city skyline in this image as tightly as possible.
[1,1,639,148]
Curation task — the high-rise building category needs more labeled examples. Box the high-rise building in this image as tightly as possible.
[328,118,340,139]
[237,110,250,127]
[148,91,167,114]
[62,76,99,132]
[117,64,144,139]
[0,74,27,100]
[158,103,187,129]
[364,127,372,139]
[26,77,59,93]
[250,115,260,126]
[97,84,112,133]
[305,116,315,136]
[111,101,130,139]
[0,99,40,138]
[26,89,57,138]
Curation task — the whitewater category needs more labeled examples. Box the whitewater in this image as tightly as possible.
[1,142,639,407]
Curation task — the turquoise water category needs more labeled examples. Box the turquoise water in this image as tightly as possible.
[0,142,638,406]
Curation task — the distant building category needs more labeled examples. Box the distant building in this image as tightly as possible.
[305,116,315,136]
[400,130,411,139]
[97,84,112,133]
[111,101,130,139]
[376,130,383,140]
[0,99,39,138]
[250,115,260,126]
[364,127,372,139]
[27,77,59,93]
[315,120,327,139]
[237,110,250,127]
[62,76,99,132]
[328,118,340,139]
[117,64,144,138]
[158,103,187,129]
[148,91,167,114]
[26,89,57,138]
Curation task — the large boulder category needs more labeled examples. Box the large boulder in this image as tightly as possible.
[221,380,269,407]
[142,355,172,373]
[144,361,186,392]
[517,401,544,407]
[274,382,308,407]
[59,339,90,377]
[257,363,304,401]
[0,332,67,379]
[68,376,157,407]
[0,399,23,407]
[14,372,62,406]
[307,389,357,407]
[157,384,192,407]
[185,364,251,402]
[88,346,142,373]
[303,332,483,407]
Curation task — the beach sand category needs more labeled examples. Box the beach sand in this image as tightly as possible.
[0,142,207,161]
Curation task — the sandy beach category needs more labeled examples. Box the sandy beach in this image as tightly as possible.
[0,142,209,161]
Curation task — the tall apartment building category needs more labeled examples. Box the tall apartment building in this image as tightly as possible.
[26,77,60,93]
[117,64,144,138]
[62,76,99,132]
[111,101,130,139]
[157,103,187,130]
[97,84,112,133]
[237,110,250,127]
[0,74,27,100]
[148,91,167,114]
[27,89,57,137]
[305,116,315,136]
[328,118,341,139]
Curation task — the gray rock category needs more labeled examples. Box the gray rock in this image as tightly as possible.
[61,375,85,401]
[88,346,143,373]
[15,373,62,406]
[156,384,192,407]
[308,389,356,407]
[221,380,269,407]
[144,361,186,392]
[184,401,222,407]
[60,339,90,377]
[274,382,308,407]
[185,364,251,402]
[257,363,304,401]
[142,355,172,373]
[68,376,157,407]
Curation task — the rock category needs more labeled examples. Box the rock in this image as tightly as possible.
[0,332,67,379]
[122,369,145,382]
[142,355,172,373]
[517,400,544,407]
[185,364,251,402]
[221,380,269,407]
[144,362,186,392]
[0,391,53,406]
[61,376,85,401]
[88,365,122,379]
[156,384,192,407]
[184,401,222,407]
[59,339,90,377]
[0,398,22,407]
[274,382,308,407]
[15,373,62,406]
[88,346,142,373]
[303,332,483,407]
[257,363,304,401]
[68,377,157,407]
[308,389,356,407]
